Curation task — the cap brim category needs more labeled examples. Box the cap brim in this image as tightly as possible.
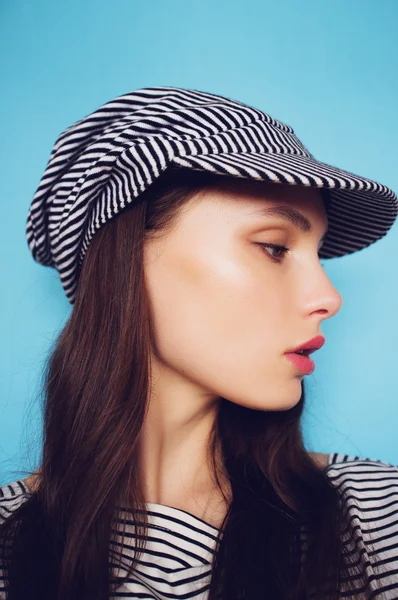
[171,152,398,259]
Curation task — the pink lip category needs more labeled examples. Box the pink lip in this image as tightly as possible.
[284,335,325,375]
[284,352,315,375]
[287,335,325,355]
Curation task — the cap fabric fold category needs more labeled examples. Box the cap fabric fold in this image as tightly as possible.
[26,85,398,304]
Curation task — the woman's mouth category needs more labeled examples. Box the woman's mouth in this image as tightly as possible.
[284,352,315,375]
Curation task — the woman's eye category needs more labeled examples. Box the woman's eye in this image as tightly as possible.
[259,243,289,263]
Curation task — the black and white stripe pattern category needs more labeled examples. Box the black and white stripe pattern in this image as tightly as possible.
[1,453,398,598]
[25,85,398,304]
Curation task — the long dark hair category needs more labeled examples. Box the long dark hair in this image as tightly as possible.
[0,167,379,599]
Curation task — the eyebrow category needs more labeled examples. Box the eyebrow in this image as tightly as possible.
[247,205,328,244]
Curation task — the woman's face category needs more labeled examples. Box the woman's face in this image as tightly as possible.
[143,178,342,411]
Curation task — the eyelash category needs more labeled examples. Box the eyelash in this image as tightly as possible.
[259,243,324,267]
[260,243,289,263]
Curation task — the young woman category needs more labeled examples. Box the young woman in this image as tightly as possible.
[0,86,397,600]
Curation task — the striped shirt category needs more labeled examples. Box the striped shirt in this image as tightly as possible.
[1,453,397,598]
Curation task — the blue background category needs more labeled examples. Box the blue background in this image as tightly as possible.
[1,0,397,484]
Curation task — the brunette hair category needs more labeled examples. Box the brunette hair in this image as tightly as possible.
[0,168,377,599]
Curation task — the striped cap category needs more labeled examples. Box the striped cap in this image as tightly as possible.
[26,85,398,304]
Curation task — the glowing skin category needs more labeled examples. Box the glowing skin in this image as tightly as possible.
[139,179,343,522]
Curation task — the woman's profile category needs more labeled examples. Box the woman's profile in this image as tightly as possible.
[0,85,397,599]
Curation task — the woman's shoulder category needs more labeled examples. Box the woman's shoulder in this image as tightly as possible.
[2,454,398,515]
[323,451,398,511]
[324,451,398,475]
[322,451,398,495]
[313,452,398,596]
[0,479,31,525]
